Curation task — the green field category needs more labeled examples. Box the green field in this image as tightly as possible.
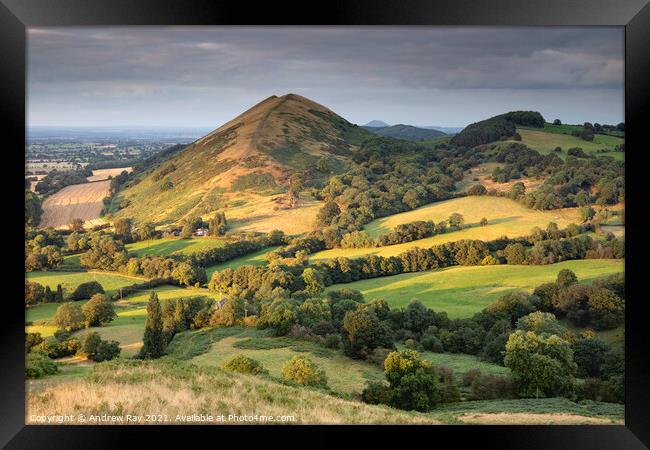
[312,197,581,261]
[26,285,221,354]
[323,259,624,317]
[125,237,226,257]
[515,128,624,161]
[26,271,147,296]
[205,247,277,278]
[179,327,384,395]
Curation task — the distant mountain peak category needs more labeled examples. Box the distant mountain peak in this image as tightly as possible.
[363,120,390,128]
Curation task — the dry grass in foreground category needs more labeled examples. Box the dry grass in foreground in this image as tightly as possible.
[458,413,622,425]
[26,360,439,425]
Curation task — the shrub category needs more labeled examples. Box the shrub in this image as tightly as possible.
[361,381,392,405]
[281,356,328,388]
[461,368,482,387]
[470,373,516,400]
[365,347,392,366]
[25,352,58,378]
[70,281,105,301]
[35,338,80,359]
[222,354,268,375]
[324,333,342,349]
[384,349,443,412]
[421,334,444,352]
[79,331,120,362]
[25,332,44,352]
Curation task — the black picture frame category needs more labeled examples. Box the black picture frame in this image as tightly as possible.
[2,0,648,448]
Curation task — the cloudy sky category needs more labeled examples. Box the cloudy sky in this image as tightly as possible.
[27,26,624,128]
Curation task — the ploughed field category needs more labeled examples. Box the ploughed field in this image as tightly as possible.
[323,259,624,318]
[39,180,111,229]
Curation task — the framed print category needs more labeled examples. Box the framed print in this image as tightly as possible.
[2,0,649,447]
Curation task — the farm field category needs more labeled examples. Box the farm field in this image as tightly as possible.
[396,345,510,379]
[125,237,226,257]
[223,193,323,235]
[513,128,624,161]
[312,197,582,261]
[39,180,111,229]
[25,270,146,296]
[323,259,624,317]
[454,162,543,194]
[86,167,132,182]
[205,247,277,278]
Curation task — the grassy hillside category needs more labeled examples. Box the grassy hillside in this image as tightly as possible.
[112,94,371,227]
[312,197,581,261]
[514,128,624,160]
[25,358,622,424]
[323,259,624,317]
[25,359,440,424]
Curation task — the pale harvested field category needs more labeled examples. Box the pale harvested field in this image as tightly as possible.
[40,180,110,229]
[87,167,133,182]
[458,413,622,425]
[224,193,323,235]
[456,162,543,194]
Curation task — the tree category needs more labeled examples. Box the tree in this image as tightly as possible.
[210,297,245,326]
[302,268,325,295]
[139,292,165,359]
[503,243,527,264]
[480,217,488,227]
[80,331,120,362]
[516,311,566,336]
[282,355,328,388]
[81,293,116,327]
[136,222,157,241]
[553,119,562,125]
[557,269,578,288]
[572,336,608,378]
[297,298,331,329]
[69,218,85,232]
[180,224,193,239]
[258,298,297,336]
[588,288,624,330]
[25,281,45,306]
[448,213,464,229]
[342,306,394,359]
[383,349,442,412]
[315,201,341,227]
[70,281,105,301]
[113,218,133,242]
[504,331,576,398]
[467,184,487,196]
[53,302,85,331]
[55,284,64,303]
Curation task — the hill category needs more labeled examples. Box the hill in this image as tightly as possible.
[111,94,374,226]
[363,124,447,141]
[450,111,545,147]
[363,120,390,127]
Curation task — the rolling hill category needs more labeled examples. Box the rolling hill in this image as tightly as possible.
[111,94,375,226]
[363,124,447,141]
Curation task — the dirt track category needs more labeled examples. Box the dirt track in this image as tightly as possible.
[39,180,111,229]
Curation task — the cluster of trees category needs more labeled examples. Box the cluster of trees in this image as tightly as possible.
[206,225,618,302]
[485,143,624,209]
[26,327,120,378]
[25,228,65,272]
[25,281,64,306]
[450,111,544,148]
[314,137,482,232]
[25,191,43,227]
[338,214,465,249]
[34,167,93,196]
[52,293,117,331]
